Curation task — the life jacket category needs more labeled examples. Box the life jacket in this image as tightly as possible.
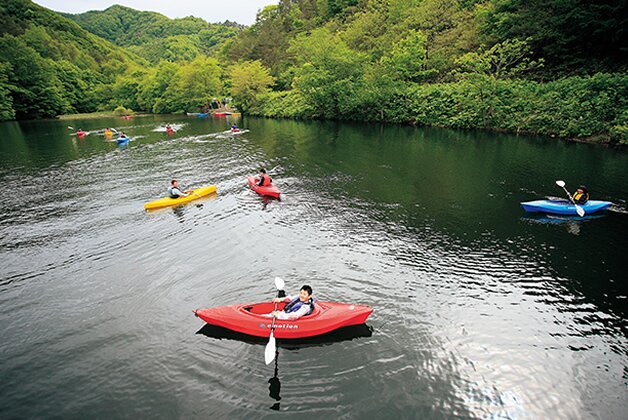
[260,174,272,186]
[573,191,589,204]
[283,297,315,316]
[168,186,182,199]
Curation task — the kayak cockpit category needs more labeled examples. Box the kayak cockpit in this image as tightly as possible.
[240,302,322,318]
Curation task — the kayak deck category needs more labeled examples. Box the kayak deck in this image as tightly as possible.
[144,185,217,210]
[194,301,373,339]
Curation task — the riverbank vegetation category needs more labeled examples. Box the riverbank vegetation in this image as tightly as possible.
[1,0,626,144]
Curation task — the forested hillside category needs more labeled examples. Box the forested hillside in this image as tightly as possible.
[220,0,628,143]
[65,5,242,63]
[0,0,147,119]
[1,0,626,144]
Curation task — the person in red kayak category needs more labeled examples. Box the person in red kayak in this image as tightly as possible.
[572,185,589,204]
[168,179,194,198]
[257,168,272,187]
[265,285,315,320]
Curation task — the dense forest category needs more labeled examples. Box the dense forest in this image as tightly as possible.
[1,0,627,144]
[65,5,243,63]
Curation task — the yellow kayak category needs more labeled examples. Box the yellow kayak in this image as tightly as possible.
[144,185,217,210]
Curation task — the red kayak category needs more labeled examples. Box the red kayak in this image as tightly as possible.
[248,176,280,198]
[194,301,373,339]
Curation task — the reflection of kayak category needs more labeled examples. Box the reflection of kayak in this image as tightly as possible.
[520,199,612,215]
[197,323,372,348]
[248,176,280,198]
[194,301,373,339]
[144,185,217,210]
[116,137,130,144]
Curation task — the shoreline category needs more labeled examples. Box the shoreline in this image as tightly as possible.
[9,111,624,148]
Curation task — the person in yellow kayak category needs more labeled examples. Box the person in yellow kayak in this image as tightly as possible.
[168,179,194,198]
[264,285,315,320]
[257,168,272,187]
[572,185,589,204]
[104,128,113,137]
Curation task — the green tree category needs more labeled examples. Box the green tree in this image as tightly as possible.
[229,60,275,111]
[289,28,366,117]
[453,38,543,79]
[380,30,437,82]
[0,62,16,121]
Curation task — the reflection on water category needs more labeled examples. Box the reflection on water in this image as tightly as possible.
[197,323,373,411]
[520,213,608,235]
[196,323,374,348]
[0,115,627,419]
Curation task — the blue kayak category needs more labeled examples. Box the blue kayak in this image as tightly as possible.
[116,137,130,144]
[521,199,612,215]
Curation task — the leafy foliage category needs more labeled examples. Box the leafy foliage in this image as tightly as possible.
[66,5,242,63]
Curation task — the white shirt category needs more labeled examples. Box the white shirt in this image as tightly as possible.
[274,295,312,320]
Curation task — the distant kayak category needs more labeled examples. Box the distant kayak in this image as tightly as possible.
[144,185,217,210]
[194,301,373,339]
[248,176,280,198]
[520,199,612,215]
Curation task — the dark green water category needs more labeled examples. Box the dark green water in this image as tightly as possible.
[0,115,626,418]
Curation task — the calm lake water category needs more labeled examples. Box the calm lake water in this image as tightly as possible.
[0,115,626,419]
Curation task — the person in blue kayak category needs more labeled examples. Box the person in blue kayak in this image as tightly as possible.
[572,185,589,204]
[168,179,193,198]
[265,285,315,320]
[257,168,272,187]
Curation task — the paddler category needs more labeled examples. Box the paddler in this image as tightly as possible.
[168,179,194,198]
[572,185,589,204]
[104,128,113,137]
[264,285,315,320]
[257,168,272,187]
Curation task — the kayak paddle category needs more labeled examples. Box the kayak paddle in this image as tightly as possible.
[265,277,285,365]
[555,180,585,217]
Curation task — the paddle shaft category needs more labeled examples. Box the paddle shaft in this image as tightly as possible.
[557,183,585,216]
[559,185,576,204]
[268,296,281,336]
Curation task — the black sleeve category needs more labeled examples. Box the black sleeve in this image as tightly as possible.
[257,176,264,186]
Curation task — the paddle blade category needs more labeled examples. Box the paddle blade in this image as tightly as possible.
[576,205,585,217]
[265,332,276,365]
[555,180,565,188]
[274,277,285,291]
